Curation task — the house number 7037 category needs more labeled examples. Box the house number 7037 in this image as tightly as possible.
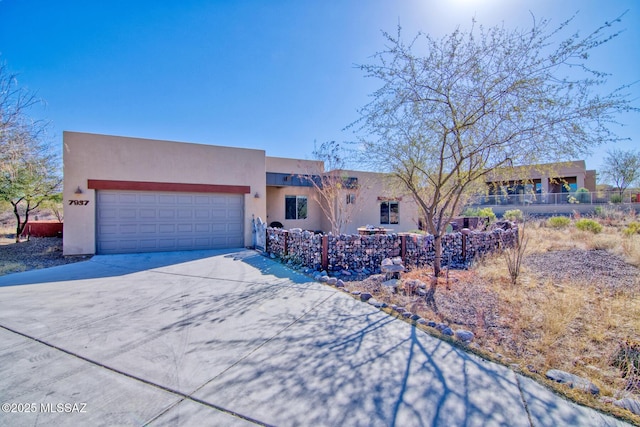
[69,200,90,206]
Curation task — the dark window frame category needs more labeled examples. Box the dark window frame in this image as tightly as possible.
[380,201,399,225]
[285,195,308,220]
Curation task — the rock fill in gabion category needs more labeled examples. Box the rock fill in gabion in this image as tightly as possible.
[265,225,518,274]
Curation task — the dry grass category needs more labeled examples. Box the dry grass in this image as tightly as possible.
[622,236,640,267]
[347,216,640,423]
[474,221,640,397]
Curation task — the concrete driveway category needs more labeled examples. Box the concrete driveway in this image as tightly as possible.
[0,250,628,426]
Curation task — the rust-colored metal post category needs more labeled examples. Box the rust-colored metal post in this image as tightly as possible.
[401,234,406,264]
[461,228,470,262]
[321,234,329,272]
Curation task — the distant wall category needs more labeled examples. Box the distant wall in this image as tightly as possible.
[265,227,518,273]
[21,221,63,238]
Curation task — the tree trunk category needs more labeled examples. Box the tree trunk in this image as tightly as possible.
[12,202,28,243]
[433,233,442,277]
[425,275,439,312]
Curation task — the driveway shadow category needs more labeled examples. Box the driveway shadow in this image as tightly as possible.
[224,251,317,285]
[0,248,253,287]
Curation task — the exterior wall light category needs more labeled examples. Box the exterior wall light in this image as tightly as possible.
[75,186,83,194]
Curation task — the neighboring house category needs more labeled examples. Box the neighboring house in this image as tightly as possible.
[481,160,596,204]
[63,132,419,256]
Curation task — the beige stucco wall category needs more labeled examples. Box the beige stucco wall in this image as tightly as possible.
[264,167,420,235]
[338,171,420,234]
[63,131,266,255]
[265,186,324,231]
[266,156,324,174]
[265,156,325,230]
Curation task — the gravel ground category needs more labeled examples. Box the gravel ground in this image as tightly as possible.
[524,249,640,291]
[0,237,91,276]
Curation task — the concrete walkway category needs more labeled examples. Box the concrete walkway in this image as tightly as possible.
[0,250,628,426]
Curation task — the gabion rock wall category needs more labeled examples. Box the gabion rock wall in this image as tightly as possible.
[265,226,518,274]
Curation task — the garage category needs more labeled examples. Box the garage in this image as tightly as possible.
[96,190,244,254]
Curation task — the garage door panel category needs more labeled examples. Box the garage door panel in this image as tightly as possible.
[227,206,244,217]
[119,240,139,250]
[99,193,118,203]
[228,223,243,233]
[194,238,210,246]
[119,224,137,234]
[140,209,156,219]
[177,224,193,233]
[139,239,158,249]
[119,194,137,203]
[194,209,210,219]
[194,224,210,233]
[99,209,118,220]
[177,209,193,219]
[99,224,118,234]
[96,190,244,254]
[211,223,227,232]
[120,209,137,219]
[139,194,157,204]
[158,209,175,219]
[140,224,156,233]
[159,224,176,233]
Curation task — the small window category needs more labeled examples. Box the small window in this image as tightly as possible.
[380,201,399,224]
[285,195,307,220]
[346,193,356,205]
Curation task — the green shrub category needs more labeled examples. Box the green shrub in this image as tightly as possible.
[547,216,571,229]
[575,187,591,203]
[575,218,602,234]
[623,222,640,237]
[462,207,496,222]
[610,194,623,204]
[503,209,523,222]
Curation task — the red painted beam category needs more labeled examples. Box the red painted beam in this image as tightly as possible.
[87,179,251,194]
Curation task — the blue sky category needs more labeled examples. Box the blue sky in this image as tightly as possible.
[0,0,638,173]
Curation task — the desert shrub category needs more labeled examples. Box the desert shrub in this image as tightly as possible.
[611,340,640,391]
[623,222,640,237]
[575,187,591,203]
[575,218,602,234]
[462,207,496,223]
[502,219,528,285]
[610,194,623,204]
[622,235,640,267]
[503,209,523,222]
[547,216,571,229]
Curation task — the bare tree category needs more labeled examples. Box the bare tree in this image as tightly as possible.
[0,63,40,135]
[304,141,362,235]
[0,63,60,241]
[353,15,637,307]
[600,148,640,196]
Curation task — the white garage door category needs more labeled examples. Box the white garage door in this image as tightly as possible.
[96,190,244,254]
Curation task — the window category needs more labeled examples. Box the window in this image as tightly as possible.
[285,195,307,220]
[380,201,399,224]
[346,193,356,205]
